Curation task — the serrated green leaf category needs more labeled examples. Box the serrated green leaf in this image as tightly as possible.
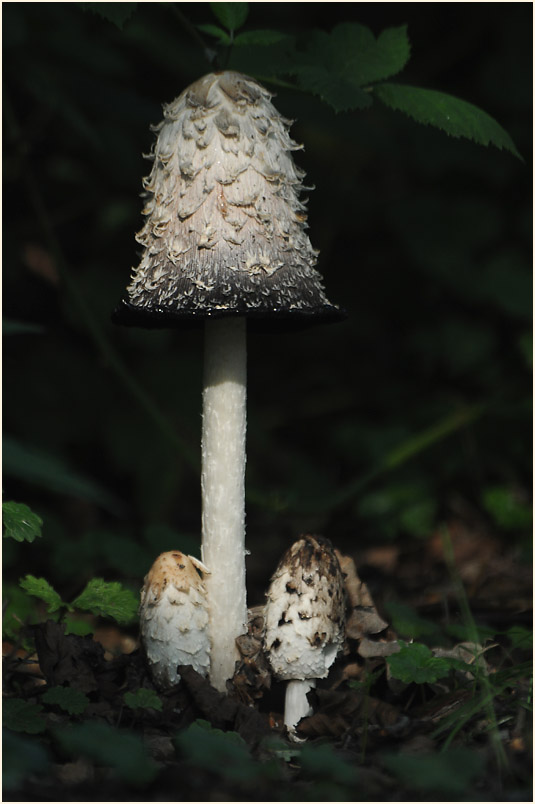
[374,83,522,160]
[3,699,46,734]
[234,29,290,47]
[19,575,66,614]
[197,23,231,45]
[291,65,372,112]
[124,689,163,712]
[42,686,89,715]
[210,2,248,32]
[80,3,137,30]
[55,722,157,784]
[72,579,138,625]
[286,23,410,111]
[3,501,43,543]
[386,641,453,684]
[328,23,411,85]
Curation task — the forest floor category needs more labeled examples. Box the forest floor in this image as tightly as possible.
[3,518,532,802]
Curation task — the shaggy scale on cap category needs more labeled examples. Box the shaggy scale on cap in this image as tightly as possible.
[263,535,346,681]
[113,71,343,328]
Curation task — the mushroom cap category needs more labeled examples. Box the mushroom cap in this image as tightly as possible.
[113,71,344,330]
[139,551,211,688]
[263,535,346,681]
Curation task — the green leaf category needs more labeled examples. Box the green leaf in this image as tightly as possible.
[175,720,257,784]
[55,722,157,784]
[80,3,137,30]
[3,584,37,642]
[2,501,43,543]
[386,641,453,684]
[383,748,484,796]
[72,579,138,625]
[505,625,533,651]
[374,83,522,160]
[482,486,532,530]
[197,23,231,45]
[124,689,163,712]
[3,730,49,790]
[3,699,46,734]
[234,30,291,47]
[3,319,45,335]
[19,575,66,614]
[63,614,95,637]
[326,23,411,85]
[42,686,89,715]
[210,2,249,32]
[287,23,410,112]
[3,436,124,515]
[290,64,372,112]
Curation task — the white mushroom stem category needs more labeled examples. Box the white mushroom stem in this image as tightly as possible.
[201,316,248,691]
[284,679,316,740]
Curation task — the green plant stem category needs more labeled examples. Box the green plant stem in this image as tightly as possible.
[4,88,199,474]
[440,526,508,775]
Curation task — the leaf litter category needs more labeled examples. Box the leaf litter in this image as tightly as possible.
[3,540,532,801]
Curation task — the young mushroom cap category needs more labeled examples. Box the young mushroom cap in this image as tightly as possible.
[112,70,344,330]
[263,535,346,737]
[139,551,211,689]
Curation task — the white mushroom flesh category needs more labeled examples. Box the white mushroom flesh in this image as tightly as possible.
[139,551,211,688]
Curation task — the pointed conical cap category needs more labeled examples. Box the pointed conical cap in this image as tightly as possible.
[113,71,343,329]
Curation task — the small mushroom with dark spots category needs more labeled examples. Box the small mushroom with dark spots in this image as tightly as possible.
[263,535,346,740]
[139,551,211,689]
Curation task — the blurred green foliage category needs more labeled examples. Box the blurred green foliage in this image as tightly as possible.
[3,3,531,612]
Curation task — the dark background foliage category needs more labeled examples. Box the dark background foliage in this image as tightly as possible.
[3,2,532,615]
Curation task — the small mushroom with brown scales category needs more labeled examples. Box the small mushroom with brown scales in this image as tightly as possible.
[263,535,346,740]
[139,551,211,689]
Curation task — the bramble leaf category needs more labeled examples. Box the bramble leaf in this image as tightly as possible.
[124,689,163,712]
[374,83,522,160]
[19,575,66,613]
[72,578,138,625]
[234,30,291,47]
[3,501,43,543]
[3,699,46,734]
[197,23,231,45]
[42,686,89,715]
[80,3,137,30]
[287,23,410,112]
[386,641,453,684]
[210,2,248,32]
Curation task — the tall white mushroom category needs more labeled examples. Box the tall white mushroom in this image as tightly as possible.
[263,535,346,740]
[139,551,211,688]
[114,72,343,692]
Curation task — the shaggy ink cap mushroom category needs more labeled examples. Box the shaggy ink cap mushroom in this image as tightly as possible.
[113,71,344,693]
[263,535,346,740]
[139,551,211,689]
[113,70,344,330]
